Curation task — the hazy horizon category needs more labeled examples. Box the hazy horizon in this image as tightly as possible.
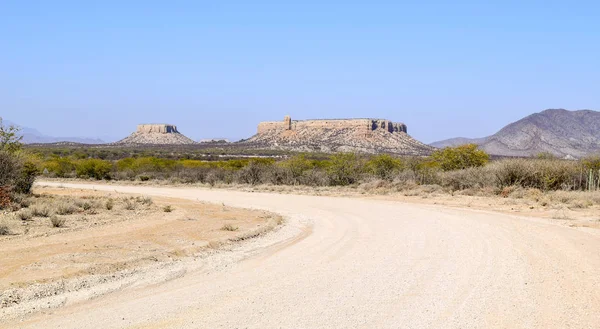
[2,1,598,143]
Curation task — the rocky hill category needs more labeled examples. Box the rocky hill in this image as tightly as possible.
[240,116,434,155]
[114,124,196,145]
[431,109,600,158]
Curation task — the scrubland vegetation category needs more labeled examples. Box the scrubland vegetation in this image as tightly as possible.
[24,143,600,195]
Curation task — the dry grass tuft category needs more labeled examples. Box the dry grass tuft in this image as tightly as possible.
[17,210,33,221]
[0,223,10,235]
[221,224,238,231]
[31,205,52,218]
[123,199,136,210]
[163,205,173,212]
[56,202,77,215]
[105,199,114,210]
[50,215,66,228]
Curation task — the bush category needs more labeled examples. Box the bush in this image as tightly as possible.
[431,144,489,171]
[56,202,77,215]
[0,151,20,188]
[280,154,313,184]
[237,160,273,185]
[17,210,33,221]
[31,205,52,217]
[50,215,66,228]
[365,154,403,180]
[124,199,136,210]
[439,166,495,191]
[75,159,112,180]
[163,205,173,212]
[0,223,10,235]
[137,196,153,205]
[327,153,363,186]
[0,187,12,209]
[105,199,114,210]
[43,158,76,178]
[14,161,38,194]
[0,118,23,154]
[405,157,440,185]
[492,159,579,191]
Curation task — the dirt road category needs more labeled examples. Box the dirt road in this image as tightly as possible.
[8,182,600,328]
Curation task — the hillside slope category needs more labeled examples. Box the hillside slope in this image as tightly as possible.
[431,109,600,157]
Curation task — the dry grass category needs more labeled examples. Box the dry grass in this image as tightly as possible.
[123,199,136,210]
[16,210,33,221]
[105,199,114,210]
[0,192,165,239]
[31,205,52,218]
[221,224,239,231]
[56,202,77,215]
[50,215,66,228]
[0,223,9,235]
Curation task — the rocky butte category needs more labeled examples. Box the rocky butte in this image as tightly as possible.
[242,116,434,155]
[114,124,196,145]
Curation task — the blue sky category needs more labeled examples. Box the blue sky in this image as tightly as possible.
[1,1,598,143]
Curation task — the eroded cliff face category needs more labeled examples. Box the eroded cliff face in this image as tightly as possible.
[136,124,179,134]
[114,124,196,145]
[257,118,407,135]
[245,116,432,155]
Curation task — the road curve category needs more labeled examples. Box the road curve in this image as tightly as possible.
[10,182,600,328]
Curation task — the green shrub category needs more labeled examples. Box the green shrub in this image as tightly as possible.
[0,151,20,187]
[75,159,112,180]
[43,158,76,177]
[365,154,403,180]
[0,118,23,154]
[431,144,489,171]
[405,157,440,185]
[280,154,313,184]
[327,153,363,186]
[14,161,38,194]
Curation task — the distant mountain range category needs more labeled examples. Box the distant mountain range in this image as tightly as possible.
[2,119,104,144]
[431,109,600,158]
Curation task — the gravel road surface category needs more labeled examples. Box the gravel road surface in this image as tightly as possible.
[8,182,600,329]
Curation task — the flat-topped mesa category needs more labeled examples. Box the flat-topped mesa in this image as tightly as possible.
[137,124,179,134]
[257,116,408,135]
[114,123,196,145]
[245,115,432,155]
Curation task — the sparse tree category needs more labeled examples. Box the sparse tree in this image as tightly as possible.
[431,144,489,171]
[0,118,23,154]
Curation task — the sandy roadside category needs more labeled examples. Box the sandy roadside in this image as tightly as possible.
[0,186,286,321]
